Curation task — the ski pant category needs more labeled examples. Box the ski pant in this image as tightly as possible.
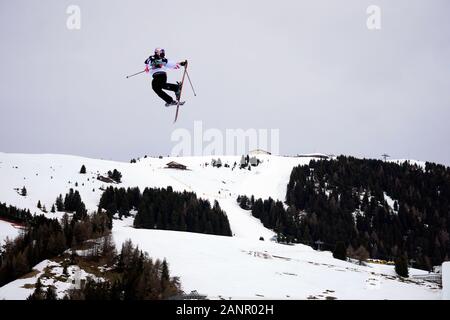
[152,72,178,104]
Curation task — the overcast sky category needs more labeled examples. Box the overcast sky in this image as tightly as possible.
[1,0,449,164]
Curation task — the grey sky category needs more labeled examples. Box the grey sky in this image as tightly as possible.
[1,0,449,165]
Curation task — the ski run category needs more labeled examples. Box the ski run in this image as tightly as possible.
[0,152,441,299]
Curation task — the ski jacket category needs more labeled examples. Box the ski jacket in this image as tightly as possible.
[145,56,180,76]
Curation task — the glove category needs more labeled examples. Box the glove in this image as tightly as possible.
[179,60,187,67]
[145,65,149,73]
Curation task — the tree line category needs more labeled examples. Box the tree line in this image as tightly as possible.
[28,239,181,300]
[238,156,450,271]
[0,210,111,287]
[0,202,32,224]
[99,186,232,236]
[55,188,88,221]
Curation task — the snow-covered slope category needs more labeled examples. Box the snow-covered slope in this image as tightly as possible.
[388,158,427,169]
[0,219,22,245]
[0,258,99,300]
[0,152,442,299]
[113,217,440,300]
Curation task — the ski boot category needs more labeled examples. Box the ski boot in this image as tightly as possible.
[165,100,178,107]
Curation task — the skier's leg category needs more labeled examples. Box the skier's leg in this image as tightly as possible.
[152,73,174,104]
[163,81,181,100]
[163,82,179,92]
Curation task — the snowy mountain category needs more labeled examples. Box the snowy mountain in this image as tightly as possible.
[0,152,442,299]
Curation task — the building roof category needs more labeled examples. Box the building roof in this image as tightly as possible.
[165,161,187,169]
[296,153,330,159]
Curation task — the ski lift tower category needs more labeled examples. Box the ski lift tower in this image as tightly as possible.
[382,154,390,162]
[315,240,324,251]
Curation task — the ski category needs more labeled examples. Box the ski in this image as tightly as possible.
[166,101,185,107]
[174,61,188,123]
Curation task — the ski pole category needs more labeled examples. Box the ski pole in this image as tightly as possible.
[126,70,146,79]
[185,69,197,96]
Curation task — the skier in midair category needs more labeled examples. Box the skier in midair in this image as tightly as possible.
[145,48,187,106]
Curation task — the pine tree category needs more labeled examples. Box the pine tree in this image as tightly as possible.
[101,235,117,265]
[395,255,409,278]
[21,186,27,196]
[161,259,170,282]
[353,246,369,265]
[14,252,30,276]
[80,165,86,174]
[333,241,347,261]
[51,204,56,213]
[56,194,64,211]
[108,169,122,183]
[37,200,41,209]
[45,286,57,300]
[28,278,44,300]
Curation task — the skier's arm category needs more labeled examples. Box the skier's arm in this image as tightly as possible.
[166,60,180,69]
[166,60,187,69]
[144,56,151,73]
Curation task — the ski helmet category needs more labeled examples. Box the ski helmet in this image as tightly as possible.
[154,47,165,58]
